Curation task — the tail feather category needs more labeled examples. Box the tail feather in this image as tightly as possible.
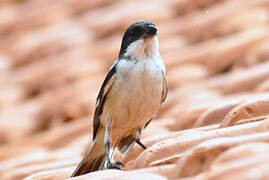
[71,130,106,177]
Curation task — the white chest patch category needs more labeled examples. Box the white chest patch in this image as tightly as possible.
[103,55,165,131]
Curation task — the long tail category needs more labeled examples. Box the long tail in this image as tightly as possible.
[71,129,106,177]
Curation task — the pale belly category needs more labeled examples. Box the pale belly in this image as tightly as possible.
[101,59,163,136]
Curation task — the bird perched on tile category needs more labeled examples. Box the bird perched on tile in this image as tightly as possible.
[71,21,167,177]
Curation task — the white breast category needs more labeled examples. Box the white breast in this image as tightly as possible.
[103,55,165,131]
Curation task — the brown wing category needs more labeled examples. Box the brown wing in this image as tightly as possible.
[161,70,168,104]
[92,62,117,140]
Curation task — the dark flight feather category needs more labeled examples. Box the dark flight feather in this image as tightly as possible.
[92,62,118,140]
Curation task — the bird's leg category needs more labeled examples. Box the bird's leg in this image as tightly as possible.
[135,139,147,150]
[134,129,147,150]
[104,121,124,169]
[133,120,151,150]
[105,141,123,169]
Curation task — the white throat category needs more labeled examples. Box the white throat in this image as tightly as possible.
[124,36,159,60]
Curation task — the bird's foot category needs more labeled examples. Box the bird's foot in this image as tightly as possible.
[106,161,124,170]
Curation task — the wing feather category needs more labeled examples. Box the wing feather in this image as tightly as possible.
[161,70,168,104]
[92,62,117,140]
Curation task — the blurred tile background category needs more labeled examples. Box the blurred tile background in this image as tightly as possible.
[1,0,269,179]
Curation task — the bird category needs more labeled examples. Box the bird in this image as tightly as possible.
[71,21,168,177]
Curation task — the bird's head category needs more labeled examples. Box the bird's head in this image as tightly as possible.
[119,21,159,60]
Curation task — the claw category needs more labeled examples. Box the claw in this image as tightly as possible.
[106,161,123,170]
[115,161,124,167]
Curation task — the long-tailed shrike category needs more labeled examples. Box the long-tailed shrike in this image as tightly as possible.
[71,21,167,177]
